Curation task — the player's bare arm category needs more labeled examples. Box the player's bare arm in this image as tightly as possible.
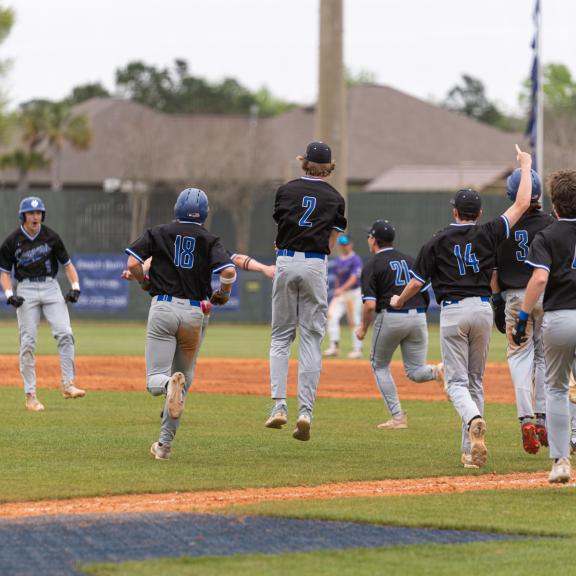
[502,145,532,229]
[1,270,13,294]
[63,262,81,304]
[520,268,549,315]
[355,299,376,341]
[122,257,152,280]
[390,278,423,309]
[329,229,339,252]
[210,266,237,305]
[335,274,358,296]
[232,254,275,279]
[127,255,145,284]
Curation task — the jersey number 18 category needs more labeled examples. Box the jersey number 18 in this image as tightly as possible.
[174,235,196,269]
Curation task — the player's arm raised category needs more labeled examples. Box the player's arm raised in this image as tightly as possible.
[502,145,532,229]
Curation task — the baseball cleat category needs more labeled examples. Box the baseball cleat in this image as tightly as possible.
[468,417,488,467]
[377,412,408,430]
[166,372,186,419]
[292,414,311,441]
[534,422,548,448]
[323,345,339,358]
[570,438,576,455]
[521,422,540,454]
[25,393,45,412]
[569,372,576,404]
[150,441,171,460]
[265,411,288,429]
[347,350,363,359]
[461,453,479,469]
[63,384,86,399]
[548,457,571,484]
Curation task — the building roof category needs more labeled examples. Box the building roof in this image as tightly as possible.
[366,163,511,193]
[1,85,533,190]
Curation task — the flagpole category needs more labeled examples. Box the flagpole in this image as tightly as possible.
[536,0,544,197]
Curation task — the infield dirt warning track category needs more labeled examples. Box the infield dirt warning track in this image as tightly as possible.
[0,356,516,403]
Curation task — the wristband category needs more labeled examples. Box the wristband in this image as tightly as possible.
[518,310,529,321]
[220,271,237,285]
[5,289,13,299]
[72,282,80,291]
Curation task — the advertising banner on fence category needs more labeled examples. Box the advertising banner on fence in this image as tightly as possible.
[72,254,128,311]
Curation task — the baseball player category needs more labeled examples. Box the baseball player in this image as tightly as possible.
[491,169,555,454]
[0,197,85,411]
[390,145,533,469]
[324,235,363,359]
[266,141,346,441]
[125,187,236,460]
[355,220,443,429]
[512,169,576,483]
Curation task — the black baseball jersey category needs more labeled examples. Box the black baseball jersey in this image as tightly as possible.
[0,225,71,281]
[126,221,234,300]
[526,219,576,311]
[411,216,510,304]
[273,177,347,254]
[361,247,428,312]
[496,210,555,290]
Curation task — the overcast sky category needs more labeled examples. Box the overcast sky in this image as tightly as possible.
[4,0,575,114]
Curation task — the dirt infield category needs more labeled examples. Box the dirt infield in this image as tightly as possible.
[0,472,552,519]
[0,355,516,403]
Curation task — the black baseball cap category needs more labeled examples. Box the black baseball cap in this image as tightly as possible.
[304,141,332,164]
[368,219,395,242]
[450,188,482,212]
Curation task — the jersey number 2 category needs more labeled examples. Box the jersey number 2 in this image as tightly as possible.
[174,235,196,269]
[298,196,317,227]
[454,243,479,275]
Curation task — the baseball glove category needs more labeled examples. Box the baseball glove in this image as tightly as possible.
[7,295,24,308]
[210,289,230,306]
[65,289,81,304]
[491,293,506,334]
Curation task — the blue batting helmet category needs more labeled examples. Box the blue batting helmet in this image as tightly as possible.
[174,188,209,224]
[19,196,46,223]
[506,168,542,202]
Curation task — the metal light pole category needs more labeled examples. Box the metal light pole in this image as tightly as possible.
[317,0,347,201]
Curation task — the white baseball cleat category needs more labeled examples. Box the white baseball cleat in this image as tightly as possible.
[292,414,311,441]
[150,441,171,460]
[25,393,45,412]
[63,384,86,399]
[377,412,408,430]
[166,372,186,419]
[468,417,488,468]
[323,345,339,358]
[548,457,571,484]
[265,411,288,429]
[461,453,479,469]
[347,350,363,359]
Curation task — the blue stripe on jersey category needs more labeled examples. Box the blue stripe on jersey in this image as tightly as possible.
[500,214,510,239]
[362,296,377,302]
[125,248,145,264]
[421,282,431,292]
[0,265,11,273]
[410,270,426,284]
[332,226,346,232]
[213,263,236,274]
[524,259,550,272]
[63,260,72,267]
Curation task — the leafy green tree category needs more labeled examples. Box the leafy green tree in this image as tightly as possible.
[115,58,292,116]
[65,82,110,105]
[0,149,49,191]
[0,4,14,143]
[346,67,377,87]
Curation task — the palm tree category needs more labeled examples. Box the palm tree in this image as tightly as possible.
[45,103,91,191]
[0,148,50,191]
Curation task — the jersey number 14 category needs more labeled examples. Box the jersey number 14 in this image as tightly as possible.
[454,243,479,275]
[174,235,196,269]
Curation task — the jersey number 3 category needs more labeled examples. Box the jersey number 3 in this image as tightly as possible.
[174,235,196,269]
[454,243,479,275]
[514,230,529,262]
[298,196,317,227]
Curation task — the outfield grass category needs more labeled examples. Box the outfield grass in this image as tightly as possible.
[0,388,548,503]
[85,490,576,576]
[0,320,509,361]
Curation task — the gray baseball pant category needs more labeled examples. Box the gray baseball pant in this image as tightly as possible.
[440,297,493,455]
[270,253,327,418]
[145,297,208,445]
[371,310,435,417]
[541,310,576,460]
[504,289,546,418]
[16,277,75,394]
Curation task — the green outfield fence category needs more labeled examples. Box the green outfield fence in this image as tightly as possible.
[0,187,511,322]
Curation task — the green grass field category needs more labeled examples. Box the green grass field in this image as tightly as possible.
[0,320,509,361]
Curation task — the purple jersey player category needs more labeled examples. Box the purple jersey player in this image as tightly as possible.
[325,235,364,359]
